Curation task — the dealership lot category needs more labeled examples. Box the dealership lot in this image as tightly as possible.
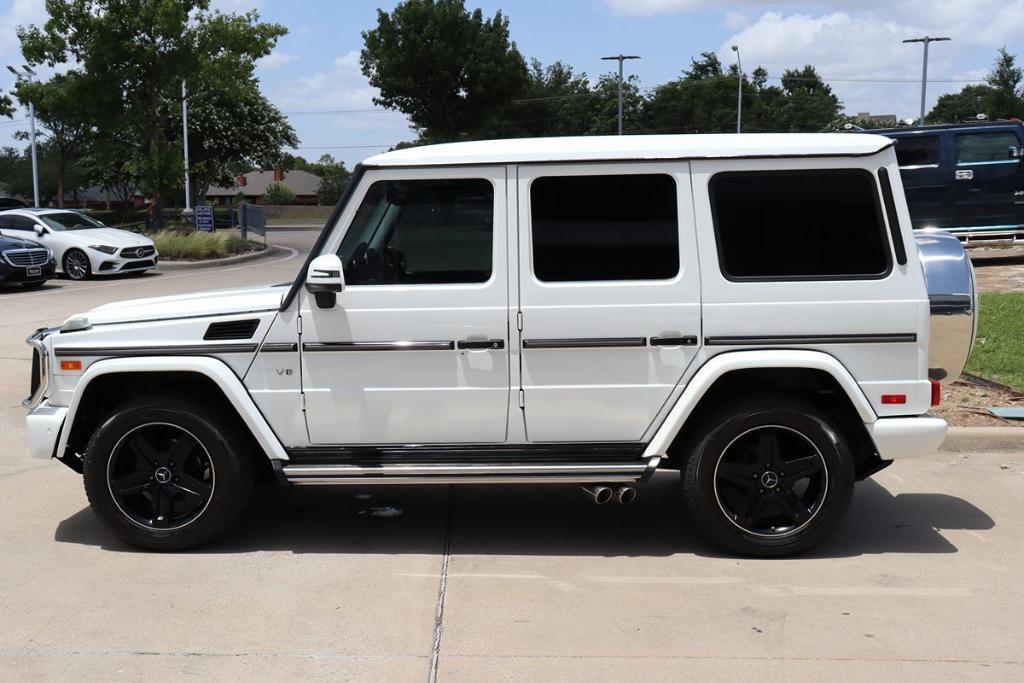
[1,229,1022,680]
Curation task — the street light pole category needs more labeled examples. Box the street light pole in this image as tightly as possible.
[6,64,40,207]
[731,45,742,133]
[601,54,640,135]
[903,36,950,125]
[181,79,191,212]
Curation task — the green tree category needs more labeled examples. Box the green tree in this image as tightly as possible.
[361,0,528,141]
[0,92,12,118]
[928,48,1024,123]
[263,182,295,205]
[500,59,596,137]
[927,84,993,123]
[19,0,287,227]
[644,52,744,133]
[765,65,842,132]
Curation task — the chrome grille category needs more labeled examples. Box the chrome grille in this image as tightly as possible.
[119,245,155,258]
[4,248,49,267]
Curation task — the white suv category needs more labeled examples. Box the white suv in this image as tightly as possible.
[22,134,976,556]
[0,209,158,279]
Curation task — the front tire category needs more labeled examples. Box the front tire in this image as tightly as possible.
[681,394,854,557]
[63,249,91,280]
[82,396,253,550]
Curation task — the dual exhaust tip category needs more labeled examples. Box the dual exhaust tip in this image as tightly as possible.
[581,484,637,505]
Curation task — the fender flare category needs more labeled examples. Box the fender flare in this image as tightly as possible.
[643,349,877,457]
[56,356,289,462]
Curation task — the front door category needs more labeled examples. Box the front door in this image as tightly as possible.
[951,128,1024,230]
[299,166,511,444]
[514,163,702,443]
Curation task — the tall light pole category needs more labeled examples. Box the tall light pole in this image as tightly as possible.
[181,79,191,213]
[601,54,640,135]
[731,45,742,133]
[6,64,39,207]
[903,36,950,126]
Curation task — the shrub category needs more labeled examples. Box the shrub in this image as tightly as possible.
[263,182,295,205]
[151,229,252,260]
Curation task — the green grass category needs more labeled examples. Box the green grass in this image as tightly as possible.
[965,291,1024,391]
[151,229,253,260]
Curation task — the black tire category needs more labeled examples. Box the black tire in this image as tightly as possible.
[681,394,854,557]
[82,395,253,551]
[63,249,91,280]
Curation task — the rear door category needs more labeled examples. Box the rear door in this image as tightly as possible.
[514,163,701,443]
[950,128,1024,230]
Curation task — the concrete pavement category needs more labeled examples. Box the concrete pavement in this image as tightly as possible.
[0,228,1021,680]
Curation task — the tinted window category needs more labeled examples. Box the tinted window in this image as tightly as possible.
[0,215,37,231]
[338,179,493,285]
[711,170,890,280]
[530,174,678,282]
[956,132,1020,163]
[39,211,107,231]
[894,135,940,166]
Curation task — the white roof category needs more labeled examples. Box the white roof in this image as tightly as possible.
[364,133,894,167]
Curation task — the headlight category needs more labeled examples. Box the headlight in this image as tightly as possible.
[88,244,117,254]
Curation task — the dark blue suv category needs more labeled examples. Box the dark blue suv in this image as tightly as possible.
[877,120,1024,246]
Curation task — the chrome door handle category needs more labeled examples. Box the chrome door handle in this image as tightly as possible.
[457,339,505,350]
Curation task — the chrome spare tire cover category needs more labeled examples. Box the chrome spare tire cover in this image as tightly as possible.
[915,229,978,384]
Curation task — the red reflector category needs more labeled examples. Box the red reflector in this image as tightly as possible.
[881,394,907,405]
[930,380,941,407]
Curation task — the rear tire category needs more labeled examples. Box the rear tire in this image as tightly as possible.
[82,395,253,551]
[681,394,854,557]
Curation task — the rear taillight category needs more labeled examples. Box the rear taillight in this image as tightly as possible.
[930,379,941,407]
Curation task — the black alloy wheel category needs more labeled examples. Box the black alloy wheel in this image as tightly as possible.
[63,249,91,280]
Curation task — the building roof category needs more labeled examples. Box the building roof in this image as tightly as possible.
[207,169,322,197]
[363,133,895,168]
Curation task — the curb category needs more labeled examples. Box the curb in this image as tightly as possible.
[156,244,282,270]
[940,426,1024,453]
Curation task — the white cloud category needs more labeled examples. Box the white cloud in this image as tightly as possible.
[0,0,47,62]
[724,10,750,30]
[258,50,296,70]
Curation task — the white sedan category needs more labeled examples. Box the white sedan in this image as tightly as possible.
[0,208,158,280]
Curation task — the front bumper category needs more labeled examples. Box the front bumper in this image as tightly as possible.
[0,260,56,284]
[26,401,67,460]
[867,415,947,460]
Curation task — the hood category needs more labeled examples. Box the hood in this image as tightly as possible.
[83,284,287,326]
[0,234,46,251]
[56,227,153,248]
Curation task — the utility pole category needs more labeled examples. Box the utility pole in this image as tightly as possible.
[731,45,742,133]
[902,36,950,125]
[181,79,192,213]
[6,65,39,207]
[601,54,640,135]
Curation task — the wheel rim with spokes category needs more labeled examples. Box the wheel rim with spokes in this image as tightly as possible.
[106,422,215,532]
[65,251,89,279]
[713,424,828,538]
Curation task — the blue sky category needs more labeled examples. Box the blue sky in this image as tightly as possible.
[2,0,1022,169]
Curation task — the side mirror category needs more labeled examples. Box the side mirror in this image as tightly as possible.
[34,225,45,236]
[305,253,344,309]
[1009,146,1024,159]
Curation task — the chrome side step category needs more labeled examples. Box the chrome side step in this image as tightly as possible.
[281,457,660,486]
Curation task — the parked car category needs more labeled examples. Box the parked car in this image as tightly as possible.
[0,208,158,280]
[0,233,55,288]
[0,197,28,209]
[876,118,1024,246]
[23,134,976,556]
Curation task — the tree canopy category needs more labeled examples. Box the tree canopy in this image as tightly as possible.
[928,48,1023,123]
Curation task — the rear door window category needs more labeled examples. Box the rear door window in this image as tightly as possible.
[956,131,1020,164]
[894,135,940,167]
[530,174,679,282]
[710,170,890,280]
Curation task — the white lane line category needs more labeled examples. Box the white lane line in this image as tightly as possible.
[0,246,300,300]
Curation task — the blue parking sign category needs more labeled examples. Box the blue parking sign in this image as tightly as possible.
[195,205,214,232]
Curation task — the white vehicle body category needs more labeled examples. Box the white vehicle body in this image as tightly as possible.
[23,134,976,555]
[0,208,158,278]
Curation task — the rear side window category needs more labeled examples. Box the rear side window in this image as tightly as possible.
[0,215,37,231]
[956,131,1020,163]
[710,170,890,280]
[337,178,494,285]
[894,135,940,166]
[530,174,679,282]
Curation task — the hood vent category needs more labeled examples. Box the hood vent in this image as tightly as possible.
[204,319,260,341]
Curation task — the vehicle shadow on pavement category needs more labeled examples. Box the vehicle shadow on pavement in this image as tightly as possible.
[54,471,994,558]
[0,283,64,295]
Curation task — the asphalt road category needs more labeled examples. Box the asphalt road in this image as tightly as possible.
[1,228,1022,680]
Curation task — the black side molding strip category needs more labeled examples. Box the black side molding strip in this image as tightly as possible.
[260,342,299,352]
[55,343,259,357]
[705,333,917,346]
[303,341,455,352]
[523,337,647,349]
[287,441,648,464]
[457,339,505,350]
[650,336,699,347]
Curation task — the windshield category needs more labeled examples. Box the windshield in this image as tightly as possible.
[39,212,108,231]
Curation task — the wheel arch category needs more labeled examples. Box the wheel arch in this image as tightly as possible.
[57,356,288,469]
[645,350,882,478]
